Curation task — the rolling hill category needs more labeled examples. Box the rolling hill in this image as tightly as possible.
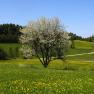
[0,40,94,59]
[66,40,94,60]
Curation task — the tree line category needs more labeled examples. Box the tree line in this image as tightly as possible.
[69,32,94,42]
[0,24,22,43]
[0,23,93,43]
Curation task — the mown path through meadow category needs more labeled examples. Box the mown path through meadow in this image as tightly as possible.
[67,51,94,57]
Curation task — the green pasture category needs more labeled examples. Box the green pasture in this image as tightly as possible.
[0,40,94,58]
[0,43,21,58]
[0,40,94,94]
[0,59,94,94]
[74,40,94,49]
[66,40,94,55]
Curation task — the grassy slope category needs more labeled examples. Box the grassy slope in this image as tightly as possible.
[66,40,94,60]
[0,43,21,50]
[66,40,94,55]
[0,40,93,56]
[0,43,21,57]
[0,41,94,93]
[75,40,94,49]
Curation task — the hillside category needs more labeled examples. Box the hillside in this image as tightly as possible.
[66,40,94,60]
[75,40,94,49]
[0,40,94,59]
[0,43,21,58]
[66,40,94,55]
[0,41,94,93]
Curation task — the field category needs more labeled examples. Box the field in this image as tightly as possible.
[0,43,20,53]
[0,59,94,94]
[66,40,94,55]
[0,40,94,94]
[0,40,94,57]
[0,43,21,58]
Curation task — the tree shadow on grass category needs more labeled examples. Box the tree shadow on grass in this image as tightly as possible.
[48,67,77,71]
[18,64,42,70]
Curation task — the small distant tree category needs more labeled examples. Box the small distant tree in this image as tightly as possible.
[92,35,94,42]
[20,17,70,67]
[89,35,94,42]
[69,32,75,48]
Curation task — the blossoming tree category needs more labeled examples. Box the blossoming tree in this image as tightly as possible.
[20,17,70,67]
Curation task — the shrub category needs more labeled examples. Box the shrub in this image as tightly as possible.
[0,49,8,60]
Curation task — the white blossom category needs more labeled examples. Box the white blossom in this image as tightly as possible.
[19,17,70,67]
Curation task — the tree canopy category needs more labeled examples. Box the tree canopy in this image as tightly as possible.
[20,17,70,67]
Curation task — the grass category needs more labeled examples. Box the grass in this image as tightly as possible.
[0,43,20,51]
[74,40,94,49]
[66,40,94,55]
[0,40,94,57]
[0,43,21,58]
[0,59,94,94]
[0,40,94,93]
[67,54,94,61]
[66,48,94,55]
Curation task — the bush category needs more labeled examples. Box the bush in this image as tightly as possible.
[0,49,8,60]
[9,47,15,58]
[15,47,19,57]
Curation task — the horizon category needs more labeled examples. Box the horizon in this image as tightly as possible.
[0,0,94,37]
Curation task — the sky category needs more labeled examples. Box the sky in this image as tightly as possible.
[0,0,94,37]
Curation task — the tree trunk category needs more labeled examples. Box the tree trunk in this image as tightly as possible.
[43,63,48,68]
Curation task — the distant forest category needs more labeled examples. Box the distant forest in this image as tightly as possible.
[0,23,93,43]
[69,32,94,42]
[0,24,22,43]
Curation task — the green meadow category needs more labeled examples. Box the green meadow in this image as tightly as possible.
[0,40,94,94]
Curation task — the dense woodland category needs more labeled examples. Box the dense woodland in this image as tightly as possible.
[69,32,94,42]
[0,24,22,43]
